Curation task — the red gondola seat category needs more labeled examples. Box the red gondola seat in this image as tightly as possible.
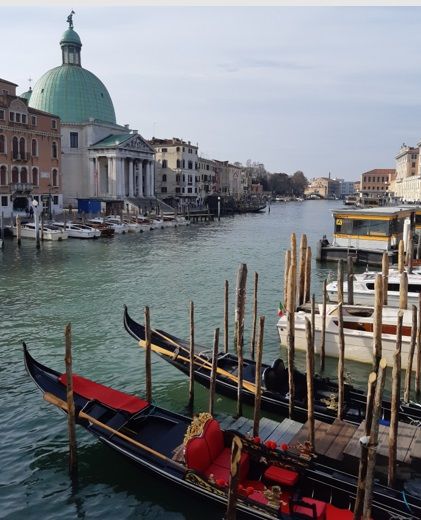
[325,504,353,519]
[263,465,299,487]
[184,419,250,482]
[291,497,327,519]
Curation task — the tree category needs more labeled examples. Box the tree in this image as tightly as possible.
[268,173,291,195]
[290,171,308,196]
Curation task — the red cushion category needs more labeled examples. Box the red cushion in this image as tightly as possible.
[264,465,299,487]
[294,498,327,519]
[185,437,212,473]
[248,490,268,505]
[204,462,230,482]
[203,419,225,460]
[243,480,265,491]
[326,504,353,520]
[213,448,250,481]
[58,374,149,414]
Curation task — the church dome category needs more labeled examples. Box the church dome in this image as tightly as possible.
[29,18,116,125]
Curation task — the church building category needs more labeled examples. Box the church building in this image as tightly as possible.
[26,13,155,211]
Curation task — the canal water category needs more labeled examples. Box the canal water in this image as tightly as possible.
[0,200,375,519]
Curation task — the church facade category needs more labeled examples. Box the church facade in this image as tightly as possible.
[26,14,155,209]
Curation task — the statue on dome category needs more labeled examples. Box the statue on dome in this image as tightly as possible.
[67,10,75,29]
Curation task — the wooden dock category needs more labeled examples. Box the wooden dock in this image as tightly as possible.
[215,413,421,474]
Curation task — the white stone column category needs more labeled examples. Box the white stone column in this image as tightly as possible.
[150,161,155,196]
[107,157,113,197]
[139,161,144,197]
[117,157,123,198]
[89,158,96,197]
[129,159,134,197]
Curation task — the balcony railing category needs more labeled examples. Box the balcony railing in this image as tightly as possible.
[10,182,34,193]
[11,152,31,163]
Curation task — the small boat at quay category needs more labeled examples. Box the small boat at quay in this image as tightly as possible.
[11,221,68,241]
[103,216,129,234]
[277,304,417,370]
[327,270,421,308]
[24,345,421,519]
[53,222,100,239]
[86,219,115,237]
[123,306,421,426]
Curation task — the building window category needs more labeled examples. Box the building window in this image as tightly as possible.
[176,147,180,152]
[0,135,5,154]
[1,195,8,207]
[12,166,18,183]
[53,195,59,205]
[0,109,4,120]
[52,141,58,158]
[0,166,6,185]
[162,159,167,169]
[188,187,192,193]
[413,162,416,168]
[16,113,21,123]
[9,112,15,122]
[32,167,39,186]
[162,174,167,182]
[162,148,167,152]
[70,132,78,148]
[188,161,193,170]
[52,168,58,187]
[20,167,28,183]
[12,137,18,159]
[176,175,180,182]
[31,139,37,157]
[176,159,181,168]
[182,160,185,168]
[31,115,37,126]
[161,187,167,193]
[19,137,25,157]
[52,119,57,129]
[22,114,27,124]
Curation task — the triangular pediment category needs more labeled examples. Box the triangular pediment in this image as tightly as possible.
[10,98,28,113]
[121,134,154,153]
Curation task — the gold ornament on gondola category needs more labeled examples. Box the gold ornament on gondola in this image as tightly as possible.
[263,485,282,509]
[320,393,338,410]
[183,412,213,445]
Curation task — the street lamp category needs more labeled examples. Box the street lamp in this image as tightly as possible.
[217,196,221,221]
[32,199,40,246]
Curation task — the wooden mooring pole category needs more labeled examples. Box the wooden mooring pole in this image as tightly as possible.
[1,211,4,248]
[253,316,265,437]
[235,264,247,417]
[373,274,383,373]
[16,215,21,246]
[224,280,229,354]
[417,293,421,399]
[287,261,296,418]
[290,233,297,273]
[298,234,307,306]
[407,233,414,274]
[250,272,258,360]
[284,250,291,311]
[388,312,402,488]
[304,246,312,304]
[347,255,354,305]
[188,301,195,409]
[399,271,408,310]
[382,252,389,306]
[320,279,327,373]
[362,358,387,520]
[64,323,78,478]
[337,259,344,304]
[404,305,417,403]
[398,239,405,274]
[305,317,315,451]
[417,235,421,261]
[225,436,243,520]
[311,293,315,356]
[353,372,377,520]
[144,306,152,403]
[208,328,219,416]
[337,302,345,421]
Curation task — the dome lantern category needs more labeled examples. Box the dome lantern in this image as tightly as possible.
[60,11,82,66]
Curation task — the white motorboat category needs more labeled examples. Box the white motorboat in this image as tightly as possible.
[327,270,421,308]
[103,216,129,234]
[53,222,99,239]
[12,222,68,241]
[277,304,416,369]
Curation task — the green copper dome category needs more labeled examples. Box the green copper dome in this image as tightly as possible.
[28,20,116,125]
[29,66,116,124]
[20,88,32,101]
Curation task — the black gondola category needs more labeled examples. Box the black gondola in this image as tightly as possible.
[123,306,421,427]
[24,344,421,519]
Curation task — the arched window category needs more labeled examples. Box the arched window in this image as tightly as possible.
[20,167,28,183]
[19,137,25,156]
[0,166,7,185]
[32,167,39,186]
[12,166,18,183]
[176,159,181,168]
[52,168,58,187]
[52,141,58,159]
[31,139,37,157]
[12,137,18,159]
[0,135,5,154]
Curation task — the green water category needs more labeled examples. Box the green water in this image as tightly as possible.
[0,200,374,519]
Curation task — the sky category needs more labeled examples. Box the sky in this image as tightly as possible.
[2,5,421,180]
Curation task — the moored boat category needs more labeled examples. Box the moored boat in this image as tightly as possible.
[11,221,68,241]
[24,345,421,519]
[277,304,417,370]
[123,306,421,426]
[53,221,99,239]
[86,219,115,237]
